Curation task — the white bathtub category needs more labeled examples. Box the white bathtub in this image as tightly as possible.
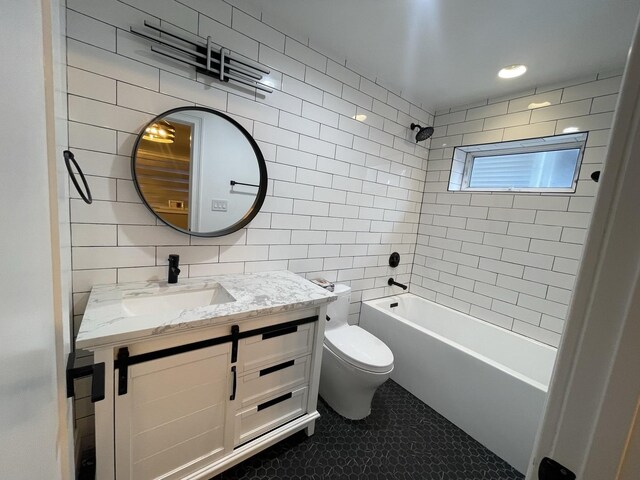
[360,293,557,473]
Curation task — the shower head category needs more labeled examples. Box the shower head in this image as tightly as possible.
[410,123,434,143]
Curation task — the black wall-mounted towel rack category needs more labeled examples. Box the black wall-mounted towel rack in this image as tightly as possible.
[63,149,92,204]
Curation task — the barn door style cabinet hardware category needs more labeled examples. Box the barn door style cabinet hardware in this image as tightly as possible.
[130,21,273,93]
[91,312,323,479]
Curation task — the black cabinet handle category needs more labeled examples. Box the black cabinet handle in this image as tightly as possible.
[230,366,237,401]
[259,360,295,377]
[257,392,292,411]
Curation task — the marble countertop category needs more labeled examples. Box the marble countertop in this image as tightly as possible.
[76,270,336,349]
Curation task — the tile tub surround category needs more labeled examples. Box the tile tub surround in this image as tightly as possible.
[76,270,335,349]
[411,72,621,346]
[67,0,430,449]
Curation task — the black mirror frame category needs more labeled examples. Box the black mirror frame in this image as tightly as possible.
[131,106,268,238]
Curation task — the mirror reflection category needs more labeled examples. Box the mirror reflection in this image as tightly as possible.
[133,107,267,236]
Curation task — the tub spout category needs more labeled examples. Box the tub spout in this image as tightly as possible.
[388,278,407,290]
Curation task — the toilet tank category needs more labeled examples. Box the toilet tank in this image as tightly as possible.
[326,284,351,324]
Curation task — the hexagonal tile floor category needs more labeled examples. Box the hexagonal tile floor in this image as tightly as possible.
[211,380,524,480]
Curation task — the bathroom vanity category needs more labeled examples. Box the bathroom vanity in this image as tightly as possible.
[76,270,335,480]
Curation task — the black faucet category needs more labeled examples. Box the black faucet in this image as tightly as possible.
[388,278,408,290]
[168,254,181,284]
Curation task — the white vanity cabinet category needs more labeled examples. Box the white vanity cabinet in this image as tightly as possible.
[90,307,326,480]
[76,271,335,479]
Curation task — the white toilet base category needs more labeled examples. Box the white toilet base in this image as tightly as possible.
[319,343,393,420]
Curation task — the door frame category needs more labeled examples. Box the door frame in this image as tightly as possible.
[164,112,203,232]
[526,12,640,480]
[0,0,73,477]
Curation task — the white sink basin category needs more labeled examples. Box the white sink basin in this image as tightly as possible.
[122,285,236,316]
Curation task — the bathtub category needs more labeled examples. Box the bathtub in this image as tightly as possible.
[360,293,557,473]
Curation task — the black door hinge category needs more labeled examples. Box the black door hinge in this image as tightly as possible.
[539,457,576,480]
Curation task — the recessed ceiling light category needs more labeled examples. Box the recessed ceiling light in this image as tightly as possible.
[498,64,527,79]
[563,126,580,133]
[528,101,551,109]
[353,114,367,122]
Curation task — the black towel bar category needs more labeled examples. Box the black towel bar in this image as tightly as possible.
[63,150,92,204]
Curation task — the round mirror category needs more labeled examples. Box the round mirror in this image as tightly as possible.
[132,107,267,237]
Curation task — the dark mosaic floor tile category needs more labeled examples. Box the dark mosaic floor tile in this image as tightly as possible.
[211,380,523,480]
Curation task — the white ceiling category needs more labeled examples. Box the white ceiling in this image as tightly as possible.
[231,0,640,112]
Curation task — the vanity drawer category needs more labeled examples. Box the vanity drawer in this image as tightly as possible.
[237,355,311,409]
[238,322,315,373]
[234,386,308,447]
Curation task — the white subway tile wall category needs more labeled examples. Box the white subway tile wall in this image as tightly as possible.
[67,0,433,394]
[66,0,435,447]
[411,73,620,348]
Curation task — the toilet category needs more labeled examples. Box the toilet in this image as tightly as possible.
[319,284,394,420]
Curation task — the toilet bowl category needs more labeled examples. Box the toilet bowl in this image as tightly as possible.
[319,284,394,420]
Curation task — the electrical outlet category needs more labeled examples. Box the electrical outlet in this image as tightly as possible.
[211,200,228,212]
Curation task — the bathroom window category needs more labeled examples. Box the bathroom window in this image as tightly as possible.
[449,132,587,192]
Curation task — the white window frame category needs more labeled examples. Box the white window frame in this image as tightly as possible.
[451,132,588,193]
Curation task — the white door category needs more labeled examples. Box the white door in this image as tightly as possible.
[526,13,640,480]
[115,343,235,480]
[0,0,73,478]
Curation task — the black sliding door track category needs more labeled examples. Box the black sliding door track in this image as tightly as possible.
[114,315,318,372]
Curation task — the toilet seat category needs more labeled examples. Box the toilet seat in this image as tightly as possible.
[324,325,394,373]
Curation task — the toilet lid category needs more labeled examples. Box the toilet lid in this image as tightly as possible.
[324,325,394,373]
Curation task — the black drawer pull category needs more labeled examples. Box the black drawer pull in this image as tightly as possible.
[260,360,295,377]
[262,325,297,340]
[257,392,292,411]
[390,302,398,308]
